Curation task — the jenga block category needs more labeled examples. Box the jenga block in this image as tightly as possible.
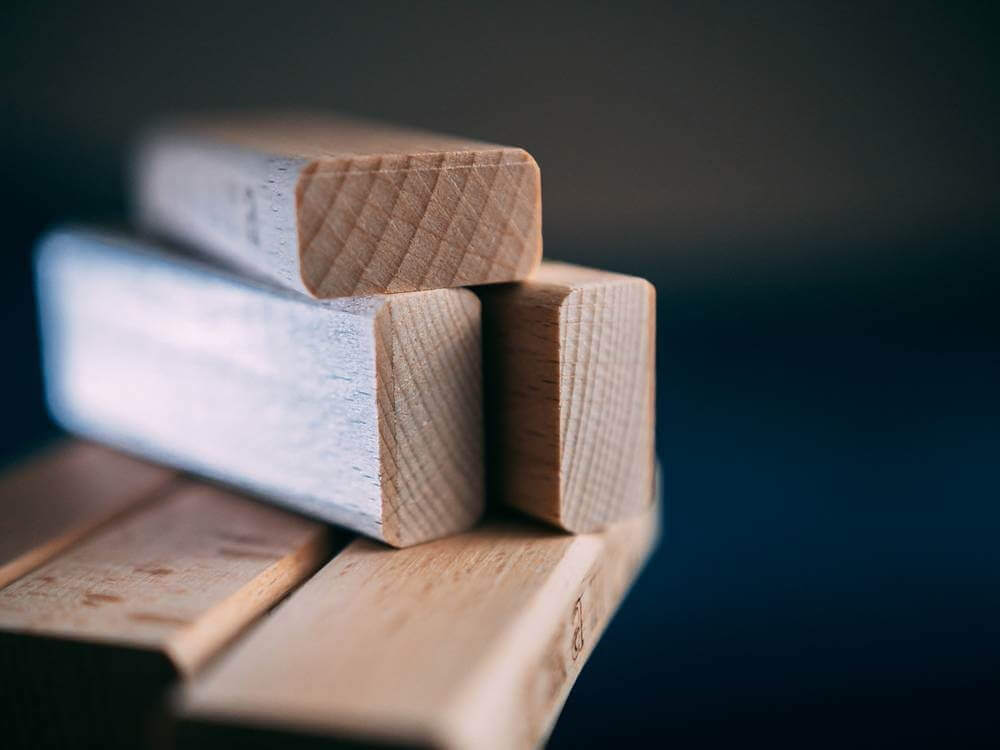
[134,114,542,298]
[0,441,173,587]
[478,262,656,532]
[176,505,659,749]
[36,227,484,546]
[0,456,330,748]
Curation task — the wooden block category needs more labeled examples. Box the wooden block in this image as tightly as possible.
[0,465,330,748]
[478,262,656,532]
[176,504,659,750]
[37,227,484,546]
[134,114,543,298]
[0,441,173,587]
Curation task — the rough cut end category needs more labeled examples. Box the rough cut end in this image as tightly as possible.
[375,289,485,547]
[295,149,542,298]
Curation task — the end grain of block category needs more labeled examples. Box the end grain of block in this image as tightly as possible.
[478,262,656,532]
[134,114,542,298]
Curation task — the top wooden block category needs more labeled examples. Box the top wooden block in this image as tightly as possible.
[134,114,543,298]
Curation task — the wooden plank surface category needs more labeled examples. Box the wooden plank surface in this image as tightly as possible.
[177,504,659,750]
[0,480,330,673]
[37,227,484,546]
[478,262,656,532]
[0,456,331,748]
[0,441,173,587]
[134,113,542,298]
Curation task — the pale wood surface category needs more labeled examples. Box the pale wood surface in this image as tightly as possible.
[0,447,330,748]
[478,261,656,532]
[374,290,485,546]
[0,478,330,674]
[179,505,659,750]
[134,113,542,298]
[37,227,484,546]
[0,441,173,588]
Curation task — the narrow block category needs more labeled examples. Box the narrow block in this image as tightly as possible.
[478,262,656,532]
[36,227,484,546]
[0,464,330,748]
[0,441,173,587]
[177,504,660,750]
[134,114,542,298]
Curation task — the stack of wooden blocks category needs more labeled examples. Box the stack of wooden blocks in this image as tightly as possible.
[0,115,658,749]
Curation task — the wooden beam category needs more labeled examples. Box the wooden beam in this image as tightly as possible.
[177,505,659,749]
[0,480,330,672]
[0,462,330,748]
[36,227,484,546]
[478,262,656,532]
[0,441,173,587]
[134,114,542,298]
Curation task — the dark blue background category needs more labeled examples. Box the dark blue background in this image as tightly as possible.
[550,232,999,746]
[2,2,998,746]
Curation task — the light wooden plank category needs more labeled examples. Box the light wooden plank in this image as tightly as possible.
[37,227,484,546]
[0,480,330,671]
[0,441,173,587]
[134,114,542,298]
[0,476,330,748]
[177,504,659,750]
[478,262,656,532]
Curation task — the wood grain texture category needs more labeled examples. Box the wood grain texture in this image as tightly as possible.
[37,227,484,546]
[374,291,485,547]
[134,113,542,298]
[0,441,173,587]
[478,262,656,532]
[0,479,330,674]
[177,504,659,750]
[0,470,330,748]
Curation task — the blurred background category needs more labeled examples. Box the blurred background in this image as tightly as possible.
[2,1,998,745]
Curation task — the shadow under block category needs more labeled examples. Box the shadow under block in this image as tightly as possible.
[177,505,659,750]
[478,262,656,532]
[134,113,543,298]
[0,451,330,748]
[0,441,174,587]
[36,227,484,546]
